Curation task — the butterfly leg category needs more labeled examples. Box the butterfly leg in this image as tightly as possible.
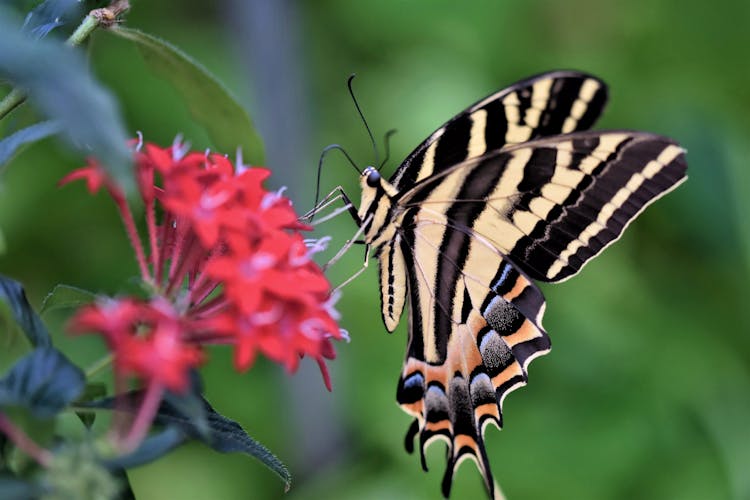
[333,244,371,292]
[323,213,373,271]
[299,186,346,220]
[300,185,361,225]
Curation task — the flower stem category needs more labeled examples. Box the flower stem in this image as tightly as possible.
[0,412,53,467]
[113,191,151,283]
[85,353,114,378]
[120,382,163,452]
[0,0,131,121]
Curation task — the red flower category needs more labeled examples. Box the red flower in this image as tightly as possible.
[64,139,344,397]
[70,298,204,392]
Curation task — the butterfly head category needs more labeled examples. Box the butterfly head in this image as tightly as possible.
[358,166,399,244]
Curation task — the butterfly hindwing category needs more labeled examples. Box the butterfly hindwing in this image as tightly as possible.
[389,70,608,192]
[395,216,549,498]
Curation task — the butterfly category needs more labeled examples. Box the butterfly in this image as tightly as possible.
[344,70,687,498]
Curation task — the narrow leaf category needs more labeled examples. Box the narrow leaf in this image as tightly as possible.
[0,120,62,168]
[0,16,133,191]
[200,404,291,490]
[74,382,107,427]
[0,347,85,419]
[40,284,95,315]
[162,371,208,439]
[0,275,51,348]
[82,391,290,488]
[105,426,187,470]
[156,396,290,488]
[108,27,265,164]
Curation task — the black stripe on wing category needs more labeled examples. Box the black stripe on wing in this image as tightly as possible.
[389,70,608,192]
[505,132,688,282]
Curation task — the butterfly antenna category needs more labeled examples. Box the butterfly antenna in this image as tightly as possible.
[310,144,361,224]
[347,74,380,168]
[378,129,397,170]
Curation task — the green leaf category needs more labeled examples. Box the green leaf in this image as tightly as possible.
[0,120,61,168]
[0,347,85,419]
[40,284,96,315]
[74,382,106,428]
[159,396,290,489]
[84,391,291,489]
[0,15,133,191]
[105,426,187,470]
[108,27,265,164]
[0,274,51,348]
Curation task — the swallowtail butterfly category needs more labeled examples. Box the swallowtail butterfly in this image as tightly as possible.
[347,71,686,498]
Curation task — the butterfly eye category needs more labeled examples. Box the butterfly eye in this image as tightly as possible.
[366,169,381,187]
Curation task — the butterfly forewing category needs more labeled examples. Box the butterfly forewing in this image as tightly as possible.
[389,71,608,192]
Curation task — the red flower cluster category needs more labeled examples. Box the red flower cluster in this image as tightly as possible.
[64,138,344,394]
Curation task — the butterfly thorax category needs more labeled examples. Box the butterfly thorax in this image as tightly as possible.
[358,166,402,247]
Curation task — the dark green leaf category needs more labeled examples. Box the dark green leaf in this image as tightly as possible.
[0,347,85,419]
[162,371,208,439]
[0,274,51,348]
[22,0,81,39]
[105,426,186,470]
[0,15,133,191]
[74,382,106,428]
[40,284,95,315]
[0,476,41,500]
[108,27,265,164]
[0,120,61,168]
[158,396,290,489]
[83,391,290,488]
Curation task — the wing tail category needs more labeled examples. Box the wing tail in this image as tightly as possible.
[396,250,549,498]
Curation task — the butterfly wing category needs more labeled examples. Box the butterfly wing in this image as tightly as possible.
[376,70,609,331]
[389,70,609,192]
[395,216,547,499]
[386,131,686,497]
[398,131,688,282]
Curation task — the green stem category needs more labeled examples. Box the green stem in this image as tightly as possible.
[0,88,27,121]
[0,2,129,121]
[66,14,102,48]
[86,353,114,379]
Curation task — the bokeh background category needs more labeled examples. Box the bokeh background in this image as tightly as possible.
[1,0,749,499]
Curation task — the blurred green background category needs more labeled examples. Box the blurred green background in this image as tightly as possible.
[1,0,749,499]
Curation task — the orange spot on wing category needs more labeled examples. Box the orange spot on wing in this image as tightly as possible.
[492,361,524,388]
[425,420,451,433]
[455,434,479,451]
[504,320,541,347]
[475,402,500,421]
[400,401,423,418]
[503,276,529,301]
